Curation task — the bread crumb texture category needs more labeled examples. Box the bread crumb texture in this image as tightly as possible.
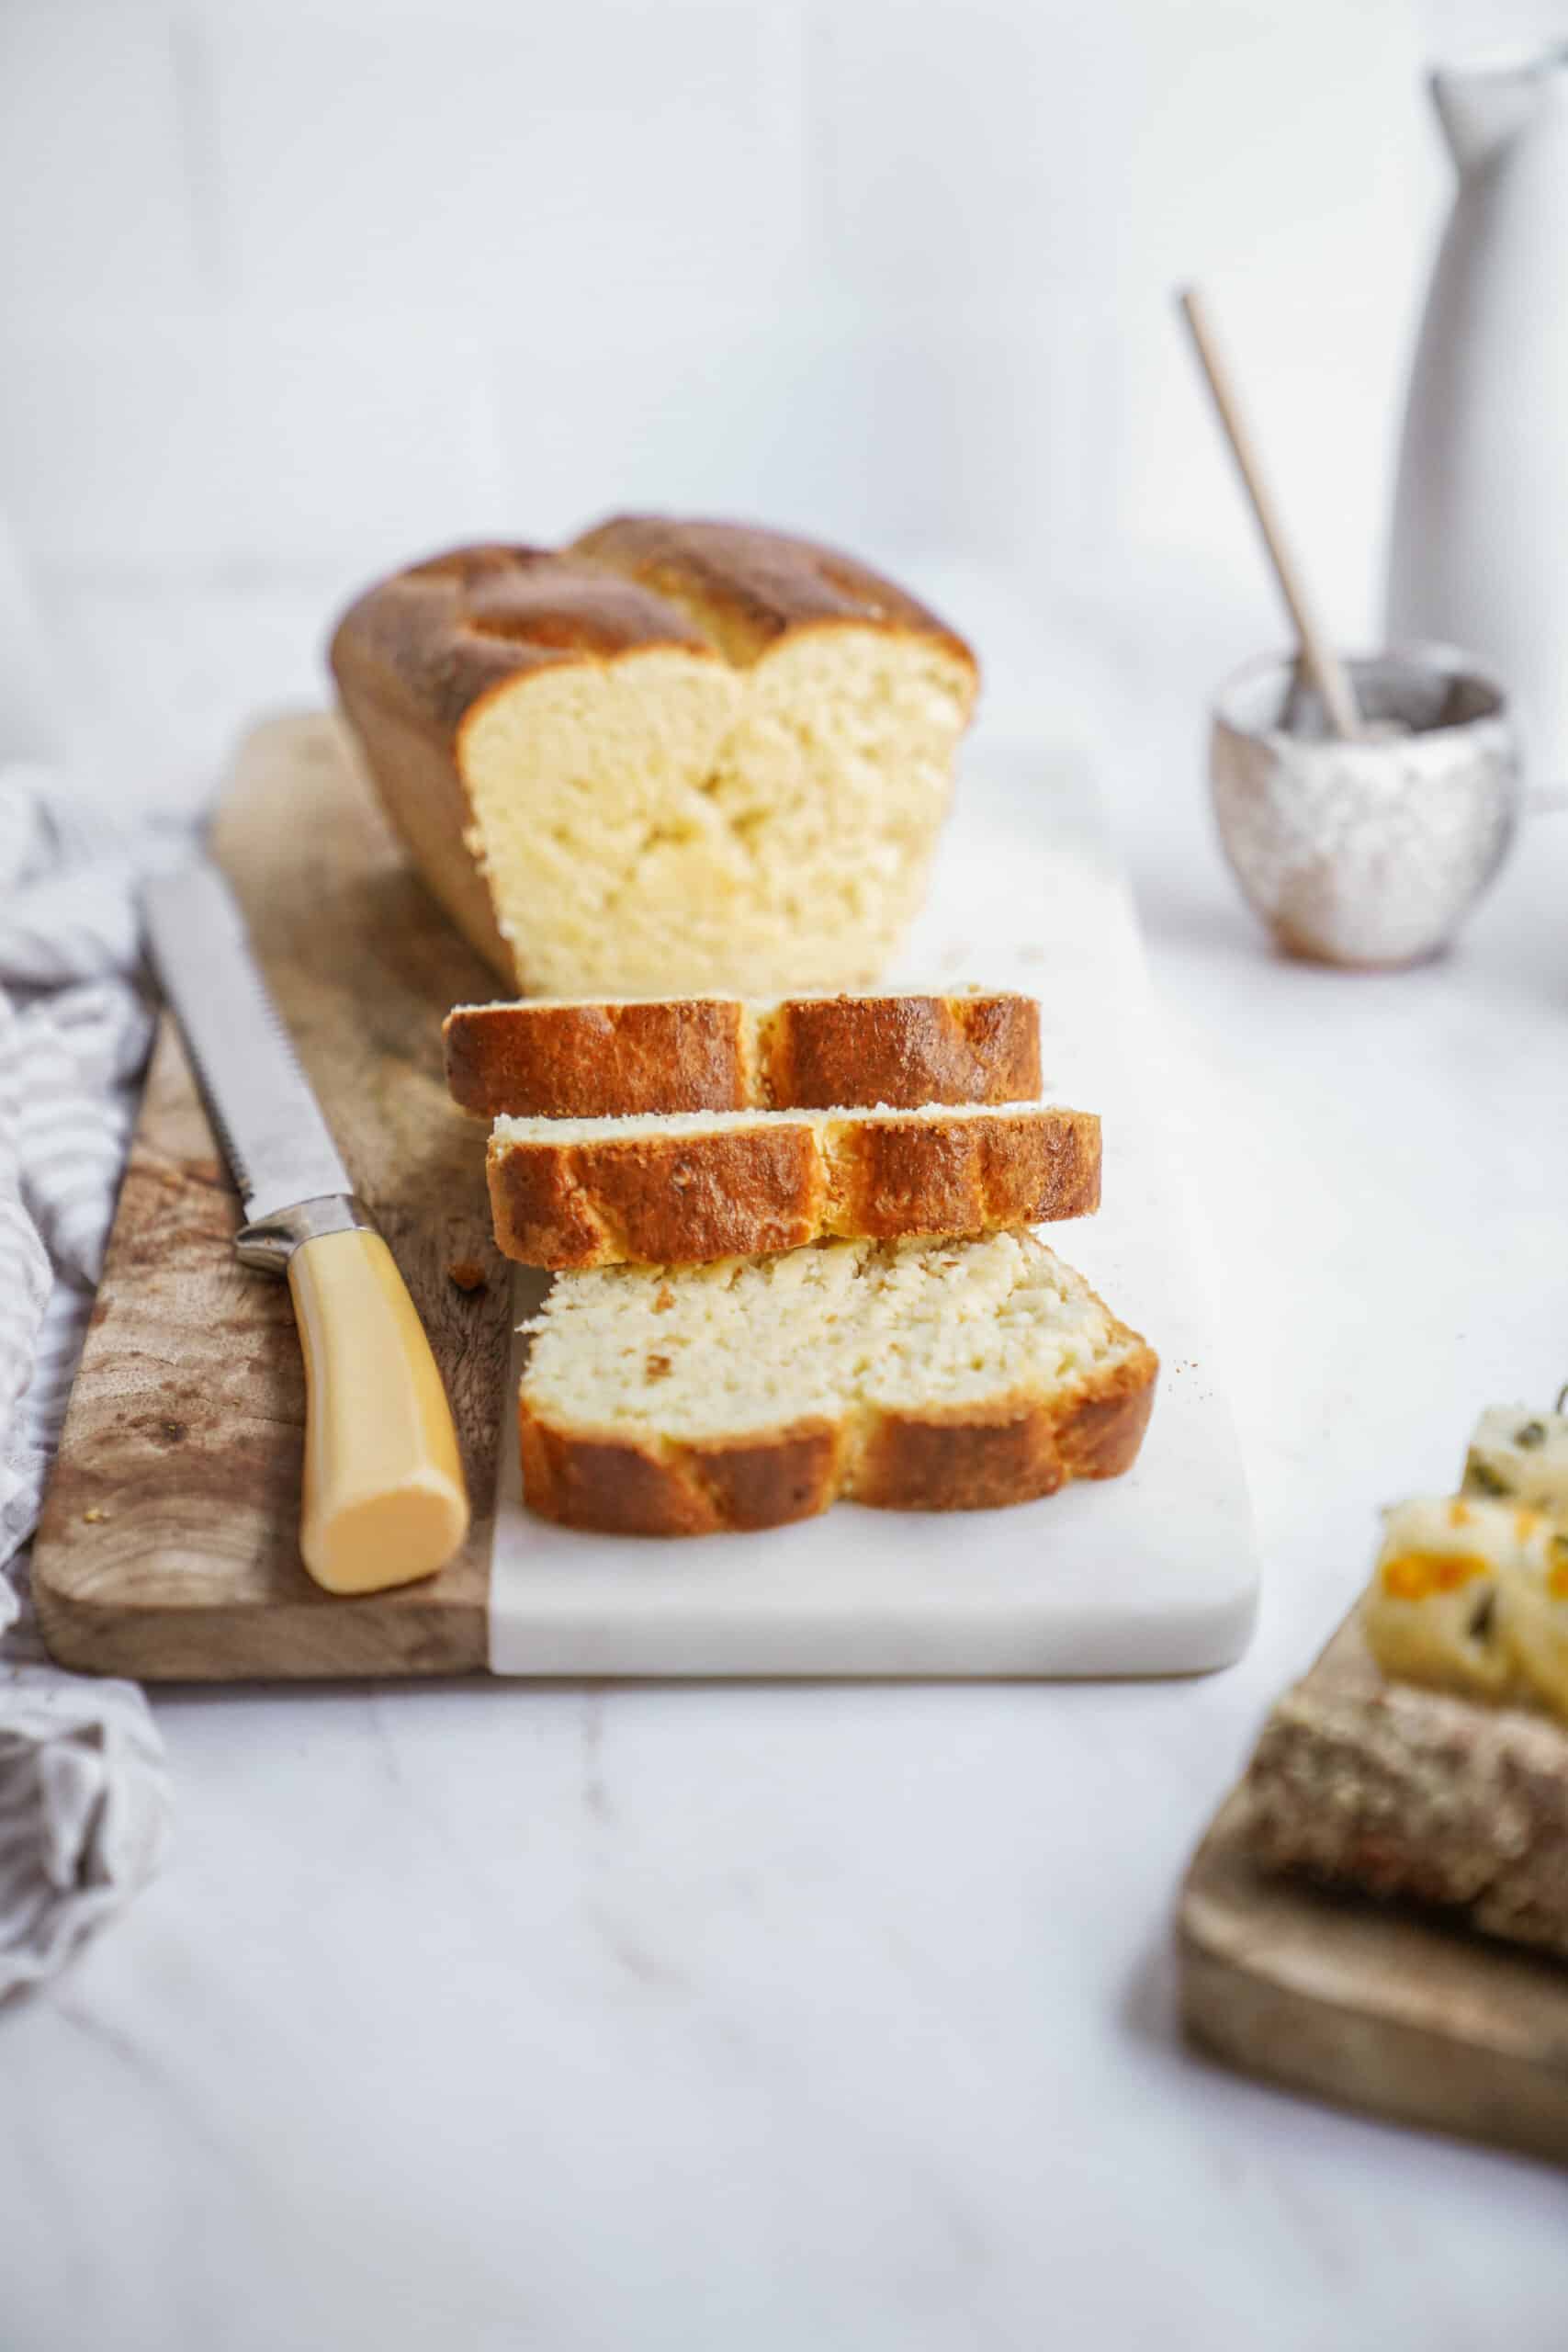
[460,630,974,995]
[491,1098,1044,1148]
[522,1229,1146,1442]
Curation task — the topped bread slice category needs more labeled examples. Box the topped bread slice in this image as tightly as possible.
[518,1230,1157,1534]
[487,1099,1099,1270]
[331,518,978,1000]
[444,988,1042,1119]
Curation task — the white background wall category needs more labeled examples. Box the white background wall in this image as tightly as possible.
[1,0,1562,647]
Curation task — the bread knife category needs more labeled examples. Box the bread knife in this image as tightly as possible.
[141,860,469,1594]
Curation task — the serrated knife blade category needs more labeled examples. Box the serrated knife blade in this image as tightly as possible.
[141,860,354,1223]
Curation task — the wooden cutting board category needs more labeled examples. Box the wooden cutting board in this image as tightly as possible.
[1179,1611,1568,2166]
[31,714,513,1678]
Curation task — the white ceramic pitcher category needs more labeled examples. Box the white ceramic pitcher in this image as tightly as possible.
[1387,46,1568,776]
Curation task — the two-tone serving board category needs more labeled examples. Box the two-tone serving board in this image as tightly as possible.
[33,714,1258,1680]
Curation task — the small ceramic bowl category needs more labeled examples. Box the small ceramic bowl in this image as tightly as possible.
[1209,646,1519,967]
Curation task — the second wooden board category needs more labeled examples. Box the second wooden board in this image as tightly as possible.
[1179,1612,1568,2166]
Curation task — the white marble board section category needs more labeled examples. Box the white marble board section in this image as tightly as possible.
[487,761,1259,1676]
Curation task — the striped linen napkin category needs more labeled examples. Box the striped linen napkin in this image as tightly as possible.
[0,762,175,1997]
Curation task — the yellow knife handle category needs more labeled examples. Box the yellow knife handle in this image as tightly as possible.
[283,1227,469,1595]
[235,1197,469,1592]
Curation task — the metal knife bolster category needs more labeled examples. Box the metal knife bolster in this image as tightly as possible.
[235,1193,378,1274]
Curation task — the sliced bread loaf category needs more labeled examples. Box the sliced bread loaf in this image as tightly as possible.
[444,988,1042,1118]
[518,1230,1156,1533]
[487,1100,1099,1269]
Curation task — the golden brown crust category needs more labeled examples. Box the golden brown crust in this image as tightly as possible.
[517,1413,845,1537]
[1242,1615,1568,1959]
[827,1106,1098,1243]
[855,1352,1158,1512]
[686,1425,846,1530]
[444,998,749,1119]
[567,514,979,673]
[760,991,1039,1112]
[517,1342,1157,1535]
[443,990,1042,1119]
[331,524,975,756]
[487,1106,1100,1270]
[491,1123,826,1268]
[333,690,516,978]
[329,542,714,738]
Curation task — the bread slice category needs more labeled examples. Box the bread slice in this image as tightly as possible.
[517,1230,1156,1534]
[330,519,978,1000]
[487,1100,1099,1270]
[1243,1609,1568,1961]
[444,988,1042,1119]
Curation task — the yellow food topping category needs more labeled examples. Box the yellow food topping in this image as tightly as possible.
[1368,1485,1568,1718]
[1381,1550,1489,1601]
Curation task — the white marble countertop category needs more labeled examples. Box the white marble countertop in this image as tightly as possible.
[7,557,1568,2349]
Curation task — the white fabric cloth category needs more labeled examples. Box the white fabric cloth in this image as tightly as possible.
[0,763,176,1998]
[0,1667,169,1994]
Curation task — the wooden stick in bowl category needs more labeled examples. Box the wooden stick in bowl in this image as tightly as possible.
[1178,284,1363,741]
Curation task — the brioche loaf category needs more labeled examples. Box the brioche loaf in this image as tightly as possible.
[444,988,1042,1119]
[330,518,979,999]
[518,1230,1156,1534]
[487,1100,1099,1269]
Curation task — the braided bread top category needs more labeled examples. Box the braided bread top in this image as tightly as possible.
[329,516,976,740]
